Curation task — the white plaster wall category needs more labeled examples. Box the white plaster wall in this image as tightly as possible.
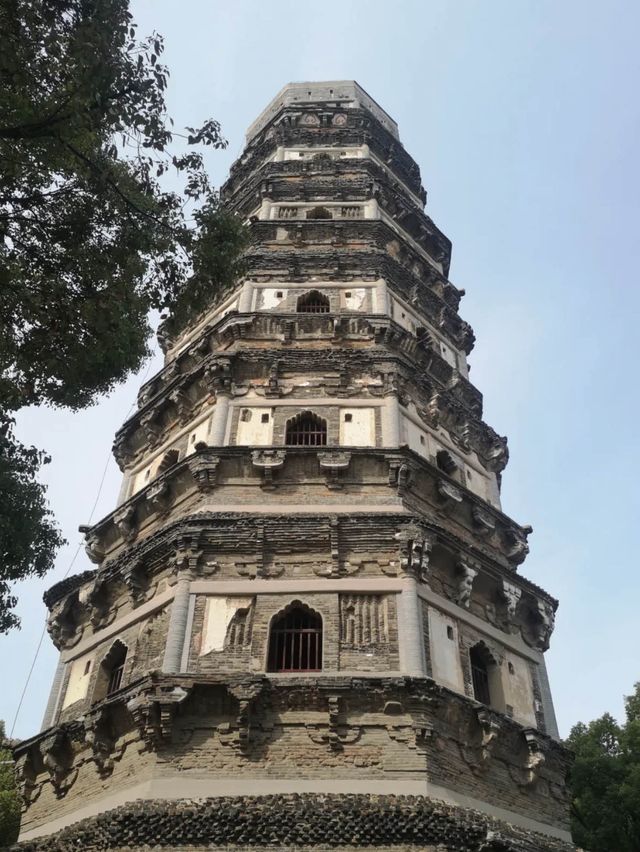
[282,146,365,161]
[340,287,367,311]
[503,651,537,727]
[339,408,375,446]
[258,288,287,310]
[401,414,429,459]
[62,652,93,709]
[236,408,273,445]
[200,597,254,654]
[185,418,210,456]
[428,608,465,694]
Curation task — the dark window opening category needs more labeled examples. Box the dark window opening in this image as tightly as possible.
[261,413,270,423]
[344,413,353,422]
[470,645,491,705]
[285,411,327,446]
[296,290,330,313]
[267,603,323,672]
[94,640,128,703]
[305,206,333,220]
[446,625,454,640]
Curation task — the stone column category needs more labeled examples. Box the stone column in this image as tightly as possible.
[208,393,231,446]
[397,577,427,677]
[40,656,66,731]
[238,282,254,313]
[162,576,192,674]
[374,279,389,315]
[381,394,401,447]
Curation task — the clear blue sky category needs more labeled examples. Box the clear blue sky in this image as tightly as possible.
[4,0,640,740]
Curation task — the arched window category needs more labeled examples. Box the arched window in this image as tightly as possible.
[93,640,127,703]
[157,448,180,474]
[285,411,327,446]
[305,206,333,220]
[267,602,323,672]
[296,290,330,313]
[469,644,492,706]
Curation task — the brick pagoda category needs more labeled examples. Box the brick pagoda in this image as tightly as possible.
[13,81,574,852]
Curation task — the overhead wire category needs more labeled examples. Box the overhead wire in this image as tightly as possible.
[9,353,156,738]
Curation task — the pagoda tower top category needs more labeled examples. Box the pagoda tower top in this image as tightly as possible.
[246,80,400,143]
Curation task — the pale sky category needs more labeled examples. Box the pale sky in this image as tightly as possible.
[4,0,640,740]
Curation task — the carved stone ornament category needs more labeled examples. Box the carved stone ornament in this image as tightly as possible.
[476,707,502,764]
[169,388,193,423]
[522,728,546,786]
[188,450,220,491]
[203,358,233,394]
[87,575,112,630]
[114,505,137,543]
[140,411,163,448]
[40,730,77,798]
[533,600,556,651]
[503,527,531,566]
[80,527,105,564]
[306,693,362,753]
[471,504,495,536]
[318,450,351,489]
[47,594,80,650]
[112,435,134,471]
[501,580,523,624]
[394,525,434,583]
[147,478,171,515]
[456,559,478,608]
[226,681,266,753]
[127,685,190,751]
[171,531,204,574]
[82,706,123,777]
[251,448,286,490]
[436,478,463,513]
[121,557,148,606]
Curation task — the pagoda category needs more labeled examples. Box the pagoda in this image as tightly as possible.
[13,82,574,852]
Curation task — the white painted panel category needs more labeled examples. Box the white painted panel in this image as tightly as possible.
[428,609,465,694]
[503,652,537,727]
[201,597,254,654]
[401,415,429,459]
[340,287,368,311]
[62,653,93,708]
[340,408,375,446]
[185,419,210,456]
[259,288,287,310]
[236,407,273,445]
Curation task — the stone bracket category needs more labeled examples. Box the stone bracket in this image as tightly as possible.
[251,449,286,489]
[318,450,351,489]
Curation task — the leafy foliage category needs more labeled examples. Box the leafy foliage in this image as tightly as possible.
[567,682,640,851]
[0,721,20,848]
[0,0,247,629]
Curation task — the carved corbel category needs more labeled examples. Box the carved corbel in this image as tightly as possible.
[169,388,193,423]
[87,575,112,630]
[79,526,105,565]
[121,557,148,606]
[501,580,523,627]
[40,730,77,797]
[203,357,233,394]
[188,448,220,491]
[171,531,204,574]
[476,707,502,764]
[387,456,413,495]
[306,693,362,753]
[532,599,556,651]
[503,525,532,566]
[455,558,479,608]
[114,505,137,543]
[147,478,171,516]
[436,478,463,513]
[318,450,351,489]
[140,412,162,448]
[471,504,495,536]
[83,706,121,777]
[424,391,441,428]
[127,686,189,751]
[485,436,509,473]
[394,525,434,583]
[14,749,38,806]
[47,594,78,650]
[227,681,265,753]
[251,449,285,490]
[522,728,546,785]
[112,435,134,472]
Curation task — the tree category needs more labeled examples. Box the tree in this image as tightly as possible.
[0,0,247,630]
[0,721,20,848]
[567,682,640,851]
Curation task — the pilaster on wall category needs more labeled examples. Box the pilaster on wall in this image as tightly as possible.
[162,576,192,674]
[40,656,66,731]
[208,394,231,446]
[381,394,401,447]
[397,577,428,677]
